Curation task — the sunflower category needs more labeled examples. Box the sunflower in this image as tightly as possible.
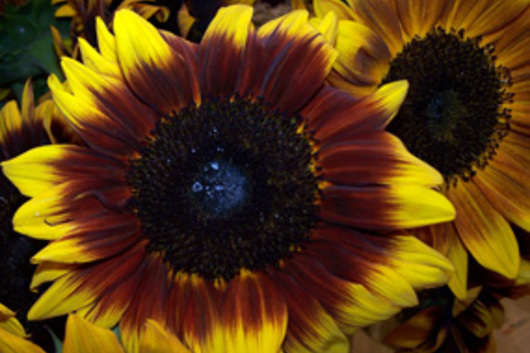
[0,307,191,353]
[3,6,456,353]
[313,0,530,298]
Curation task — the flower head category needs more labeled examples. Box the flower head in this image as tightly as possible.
[3,6,455,353]
[314,0,530,297]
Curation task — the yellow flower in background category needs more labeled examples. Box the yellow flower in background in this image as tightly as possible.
[314,0,530,298]
[3,6,456,353]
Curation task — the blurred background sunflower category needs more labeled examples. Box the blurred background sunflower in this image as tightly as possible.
[314,0,530,299]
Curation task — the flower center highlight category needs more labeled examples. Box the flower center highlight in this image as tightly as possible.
[382,28,512,185]
[127,97,319,280]
[190,159,249,219]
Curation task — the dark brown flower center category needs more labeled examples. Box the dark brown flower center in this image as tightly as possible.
[128,97,319,280]
[382,28,513,186]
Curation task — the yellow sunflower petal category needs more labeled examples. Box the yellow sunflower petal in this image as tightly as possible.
[449,180,520,279]
[32,238,96,264]
[275,279,349,353]
[330,19,391,98]
[30,262,71,290]
[114,9,173,77]
[446,230,469,301]
[0,329,45,353]
[21,79,35,122]
[61,57,116,99]
[0,304,26,337]
[222,271,288,353]
[139,320,191,353]
[258,9,309,38]
[387,235,454,290]
[28,272,98,320]
[342,0,405,54]
[63,314,125,353]
[13,183,79,240]
[96,17,117,62]
[365,265,418,307]
[1,145,67,197]
[202,5,252,52]
[114,9,199,113]
[29,243,146,321]
[288,257,401,333]
[387,185,456,229]
[516,260,530,286]
[374,80,410,125]
[474,141,530,231]
[78,38,121,77]
[314,0,355,21]
[0,101,22,141]
[310,11,339,46]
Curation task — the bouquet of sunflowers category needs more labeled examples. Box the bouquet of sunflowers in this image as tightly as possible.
[1,0,529,352]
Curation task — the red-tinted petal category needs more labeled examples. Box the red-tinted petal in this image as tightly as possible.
[304,81,408,147]
[120,254,172,353]
[114,10,200,115]
[244,11,337,116]
[221,272,288,353]
[270,270,349,353]
[198,6,254,99]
